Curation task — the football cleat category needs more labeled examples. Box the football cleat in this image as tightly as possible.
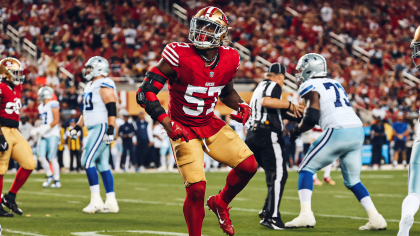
[83,193,105,214]
[359,214,387,230]
[2,194,22,215]
[258,209,266,220]
[313,178,323,186]
[398,214,414,236]
[285,211,316,229]
[260,218,285,230]
[51,180,61,188]
[100,196,119,213]
[323,177,336,185]
[42,176,53,187]
[206,195,235,236]
[0,205,13,217]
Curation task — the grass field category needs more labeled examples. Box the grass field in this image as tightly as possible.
[0,170,416,236]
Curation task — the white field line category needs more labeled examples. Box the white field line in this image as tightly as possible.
[2,229,46,236]
[19,191,416,224]
[71,230,192,235]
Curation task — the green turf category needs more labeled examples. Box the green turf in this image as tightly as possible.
[0,170,415,235]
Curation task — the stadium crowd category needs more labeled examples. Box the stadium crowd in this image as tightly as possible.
[0,0,419,168]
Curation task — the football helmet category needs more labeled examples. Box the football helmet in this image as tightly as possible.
[0,57,25,85]
[38,86,54,103]
[188,7,229,49]
[295,53,327,84]
[411,40,420,68]
[83,56,109,81]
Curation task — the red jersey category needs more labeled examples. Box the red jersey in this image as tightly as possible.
[162,42,240,139]
[0,82,22,128]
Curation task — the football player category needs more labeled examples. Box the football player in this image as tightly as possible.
[0,57,36,217]
[398,25,420,236]
[70,56,119,213]
[32,86,61,188]
[286,53,387,230]
[136,7,258,236]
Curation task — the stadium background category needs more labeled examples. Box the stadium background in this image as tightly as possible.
[0,0,419,168]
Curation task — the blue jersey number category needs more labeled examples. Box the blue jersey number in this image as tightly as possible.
[83,92,94,111]
[41,112,48,124]
[323,82,350,107]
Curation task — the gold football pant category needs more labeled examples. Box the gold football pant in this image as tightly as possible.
[171,125,253,187]
[0,127,35,175]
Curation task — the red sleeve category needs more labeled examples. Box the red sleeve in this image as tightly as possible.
[161,43,180,72]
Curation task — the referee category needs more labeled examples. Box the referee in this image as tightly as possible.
[245,63,303,229]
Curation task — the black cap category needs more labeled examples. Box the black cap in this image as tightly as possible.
[267,63,286,75]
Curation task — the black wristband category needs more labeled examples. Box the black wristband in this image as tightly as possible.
[105,102,117,117]
[74,125,82,132]
[288,101,291,110]
[107,125,114,135]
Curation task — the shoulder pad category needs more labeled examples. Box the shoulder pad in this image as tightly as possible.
[100,78,116,89]
[50,100,60,108]
[298,80,316,98]
[162,42,192,68]
[220,46,240,68]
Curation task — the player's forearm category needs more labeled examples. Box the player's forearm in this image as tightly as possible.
[77,115,84,127]
[161,116,172,134]
[219,90,244,111]
[297,121,314,134]
[261,97,290,109]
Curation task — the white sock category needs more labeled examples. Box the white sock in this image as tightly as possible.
[298,189,313,213]
[313,173,318,180]
[403,160,407,166]
[402,193,420,217]
[360,196,379,218]
[324,163,332,178]
[106,192,116,199]
[394,160,398,166]
[90,185,100,194]
[39,157,52,176]
[51,159,60,181]
[160,154,166,168]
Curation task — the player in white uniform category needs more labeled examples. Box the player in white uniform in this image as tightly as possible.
[70,56,119,213]
[285,53,387,230]
[32,87,61,188]
[398,26,420,236]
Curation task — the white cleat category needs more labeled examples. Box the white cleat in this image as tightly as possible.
[157,166,167,172]
[359,214,387,230]
[398,215,414,236]
[50,181,61,188]
[83,194,105,214]
[42,176,53,188]
[285,212,316,228]
[100,196,119,213]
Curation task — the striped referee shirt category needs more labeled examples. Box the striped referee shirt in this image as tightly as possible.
[248,80,284,133]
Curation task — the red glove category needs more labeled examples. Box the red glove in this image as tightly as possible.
[168,121,190,142]
[230,103,252,125]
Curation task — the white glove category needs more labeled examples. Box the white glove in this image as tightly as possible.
[103,125,115,145]
[30,127,40,137]
[38,125,51,137]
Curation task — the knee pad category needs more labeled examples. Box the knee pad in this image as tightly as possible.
[235,155,258,175]
[186,181,206,201]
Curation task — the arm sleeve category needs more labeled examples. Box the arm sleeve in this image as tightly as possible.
[298,81,316,98]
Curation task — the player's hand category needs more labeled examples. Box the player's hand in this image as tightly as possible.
[104,125,115,145]
[230,103,252,125]
[30,127,39,137]
[289,126,301,143]
[289,102,304,118]
[70,125,82,140]
[38,125,51,137]
[0,135,8,151]
[168,121,189,142]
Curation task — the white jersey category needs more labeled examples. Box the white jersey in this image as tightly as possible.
[38,100,60,137]
[298,78,362,130]
[83,77,117,128]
